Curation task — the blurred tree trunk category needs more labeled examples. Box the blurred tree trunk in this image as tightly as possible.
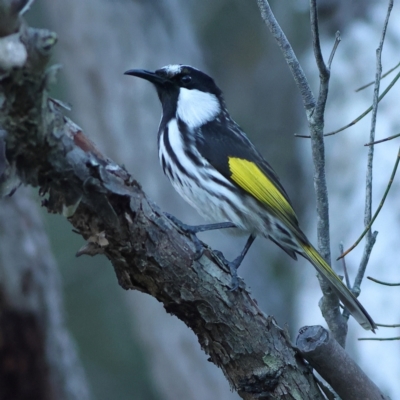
[0,188,91,400]
[42,0,239,398]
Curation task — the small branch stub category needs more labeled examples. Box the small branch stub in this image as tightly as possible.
[296,326,389,400]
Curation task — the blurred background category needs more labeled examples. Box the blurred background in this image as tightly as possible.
[4,0,399,398]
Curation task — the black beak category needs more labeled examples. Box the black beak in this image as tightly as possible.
[124,69,168,85]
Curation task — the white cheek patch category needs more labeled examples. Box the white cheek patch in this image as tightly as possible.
[177,88,220,128]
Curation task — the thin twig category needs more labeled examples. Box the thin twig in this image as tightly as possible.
[339,242,351,288]
[365,132,400,146]
[294,133,311,138]
[293,133,312,139]
[367,276,400,286]
[296,67,397,140]
[294,68,400,138]
[310,0,329,77]
[338,146,399,260]
[359,336,400,341]
[309,0,330,260]
[310,0,329,119]
[353,231,378,296]
[356,61,400,92]
[327,31,341,69]
[353,0,393,295]
[323,70,400,137]
[376,323,400,328]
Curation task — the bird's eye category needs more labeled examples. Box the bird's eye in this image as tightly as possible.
[180,75,192,85]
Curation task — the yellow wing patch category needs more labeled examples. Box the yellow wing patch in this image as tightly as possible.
[228,157,296,224]
[302,243,340,282]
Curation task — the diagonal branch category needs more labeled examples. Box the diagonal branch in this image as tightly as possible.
[323,69,400,137]
[338,145,399,260]
[356,61,400,92]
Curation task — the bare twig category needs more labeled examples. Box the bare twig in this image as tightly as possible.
[296,67,399,140]
[327,31,341,70]
[310,0,329,119]
[353,0,393,296]
[341,231,378,323]
[359,336,400,341]
[367,276,400,286]
[339,242,351,289]
[338,146,399,260]
[356,61,400,92]
[293,132,309,138]
[310,0,328,74]
[376,323,400,328]
[296,68,400,139]
[365,132,400,146]
[323,69,400,137]
[353,231,378,295]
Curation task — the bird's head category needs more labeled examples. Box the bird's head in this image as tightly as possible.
[125,64,224,128]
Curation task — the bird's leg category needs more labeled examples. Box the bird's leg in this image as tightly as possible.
[166,213,255,290]
[214,234,256,291]
[164,212,236,258]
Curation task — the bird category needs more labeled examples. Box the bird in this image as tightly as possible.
[124,64,376,332]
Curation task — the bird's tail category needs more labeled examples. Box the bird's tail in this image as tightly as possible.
[301,242,376,332]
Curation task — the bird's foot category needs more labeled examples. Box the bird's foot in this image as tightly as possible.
[213,250,243,291]
[165,212,250,290]
[214,234,256,290]
[164,213,205,259]
[164,213,237,259]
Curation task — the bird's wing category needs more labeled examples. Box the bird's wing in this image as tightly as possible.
[196,121,377,331]
[195,120,377,331]
[196,120,299,229]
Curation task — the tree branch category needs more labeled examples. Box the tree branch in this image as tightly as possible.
[308,0,349,344]
[297,326,389,400]
[356,0,393,293]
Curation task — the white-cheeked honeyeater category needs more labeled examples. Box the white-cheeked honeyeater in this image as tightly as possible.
[125,64,376,332]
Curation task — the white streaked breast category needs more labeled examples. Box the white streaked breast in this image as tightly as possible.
[158,119,267,233]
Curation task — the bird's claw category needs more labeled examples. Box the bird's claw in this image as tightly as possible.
[213,250,241,291]
[164,212,204,259]
[164,212,243,289]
